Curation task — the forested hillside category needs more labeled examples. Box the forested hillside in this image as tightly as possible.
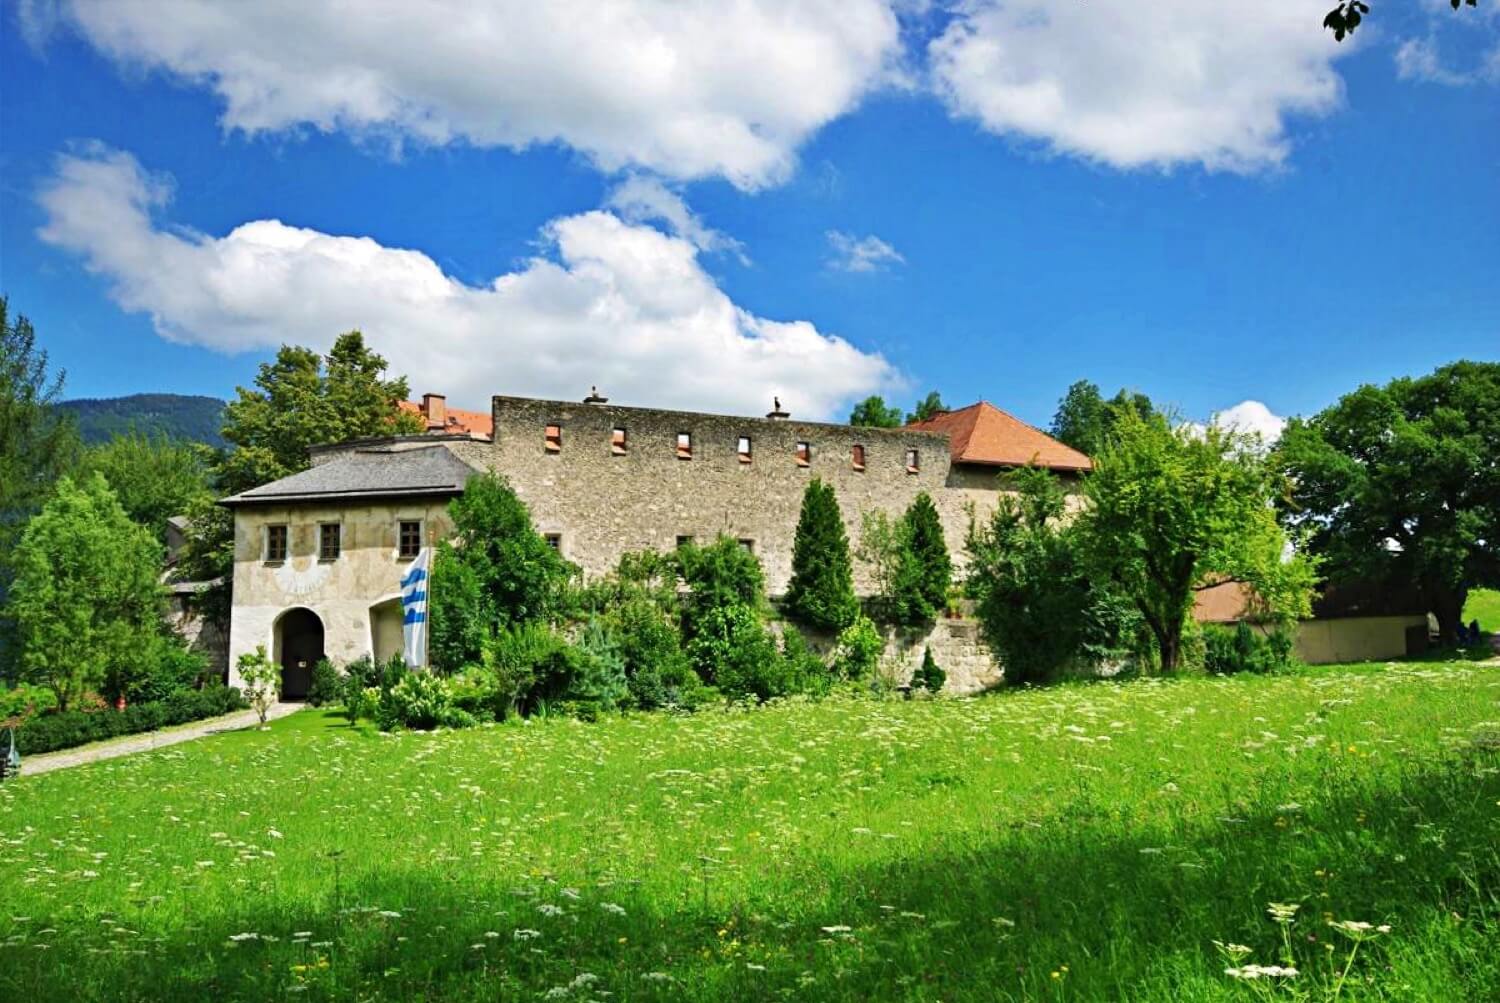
[58,393,226,446]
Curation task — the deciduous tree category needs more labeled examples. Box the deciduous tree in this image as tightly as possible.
[907,391,948,424]
[79,432,213,543]
[1050,380,1156,457]
[1081,411,1316,672]
[848,395,903,428]
[9,475,163,711]
[1275,360,1500,644]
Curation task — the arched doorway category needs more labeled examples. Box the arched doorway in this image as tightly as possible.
[274,607,324,700]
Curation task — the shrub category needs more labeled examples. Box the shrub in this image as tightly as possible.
[689,603,788,702]
[567,619,629,711]
[832,615,883,680]
[0,682,58,722]
[677,537,766,641]
[481,622,576,717]
[14,685,246,755]
[912,648,946,693]
[236,646,280,727]
[307,658,341,707]
[110,634,208,706]
[859,494,953,628]
[344,681,376,725]
[1203,622,1297,674]
[966,467,1139,685]
[376,671,453,731]
[607,595,698,710]
[780,625,832,697]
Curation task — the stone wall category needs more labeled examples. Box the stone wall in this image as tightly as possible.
[488,395,976,594]
[883,617,1003,694]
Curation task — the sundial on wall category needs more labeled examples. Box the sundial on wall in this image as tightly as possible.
[274,557,331,598]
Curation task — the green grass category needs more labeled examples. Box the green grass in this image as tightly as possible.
[3,664,1498,1001]
[1466,588,1500,632]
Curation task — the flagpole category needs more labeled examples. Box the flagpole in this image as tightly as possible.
[424,520,434,671]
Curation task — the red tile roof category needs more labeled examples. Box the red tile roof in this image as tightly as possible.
[908,401,1092,472]
[399,399,493,438]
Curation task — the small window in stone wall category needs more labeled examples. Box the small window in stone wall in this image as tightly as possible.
[677,432,693,459]
[398,520,422,559]
[611,427,627,455]
[737,538,755,554]
[545,424,562,452]
[265,524,288,564]
[544,533,562,552]
[795,441,811,467]
[905,448,920,473]
[319,523,342,561]
[737,435,752,463]
[852,444,866,471]
[676,534,694,549]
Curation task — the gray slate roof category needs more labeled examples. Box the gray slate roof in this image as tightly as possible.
[221,445,479,506]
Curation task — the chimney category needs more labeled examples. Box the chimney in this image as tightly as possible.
[766,396,790,421]
[421,393,447,430]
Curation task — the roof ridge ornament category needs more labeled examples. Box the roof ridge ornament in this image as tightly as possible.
[583,386,609,404]
[766,396,790,421]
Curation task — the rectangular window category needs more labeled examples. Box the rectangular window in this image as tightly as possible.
[795,441,811,467]
[611,427,627,455]
[545,423,562,452]
[676,534,695,549]
[544,533,562,551]
[906,448,920,473]
[852,444,866,471]
[319,523,341,561]
[398,520,422,559]
[737,435,752,463]
[737,538,755,554]
[676,431,693,459]
[265,524,288,564]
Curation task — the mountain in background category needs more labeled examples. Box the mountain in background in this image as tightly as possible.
[59,393,227,447]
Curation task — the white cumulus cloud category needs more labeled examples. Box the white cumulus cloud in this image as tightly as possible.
[929,0,1351,172]
[606,175,747,263]
[826,231,905,273]
[1212,400,1287,444]
[36,145,899,419]
[21,0,902,189]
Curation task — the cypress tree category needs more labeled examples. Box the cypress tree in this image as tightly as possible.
[785,478,859,631]
[892,491,952,625]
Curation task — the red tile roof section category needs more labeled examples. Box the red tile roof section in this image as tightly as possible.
[908,401,1092,472]
[399,399,493,438]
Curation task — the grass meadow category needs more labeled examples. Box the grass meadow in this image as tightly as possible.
[1466,588,1500,632]
[2,661,1498,1001]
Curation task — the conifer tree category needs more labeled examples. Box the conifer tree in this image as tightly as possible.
[901,492,951,622]
[785,478,859,631]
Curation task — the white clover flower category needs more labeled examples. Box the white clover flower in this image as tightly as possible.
[378,910,401,919]
[267,829,283,839]
[600,903,627,916]
[820,925,852,934]
[514,928,542,941]
[537,903,564,917]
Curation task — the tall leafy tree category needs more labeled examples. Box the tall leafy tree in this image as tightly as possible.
[1081,410,1316,672]
[1050,380,1156,456]
[78,432,213,543]
[9,475,163,711]
[217,331,423,495]
[906,391,948,424]
[848,395,903,428]
[785,478,859,631]
[0,298,80,674]
[1275,360,1500,644]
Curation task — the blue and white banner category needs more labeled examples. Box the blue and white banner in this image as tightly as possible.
[400,547,431,668]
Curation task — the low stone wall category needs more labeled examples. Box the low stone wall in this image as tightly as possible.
[881,618,1003,694]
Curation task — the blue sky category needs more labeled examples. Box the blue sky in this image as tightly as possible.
[2,1,1496,434]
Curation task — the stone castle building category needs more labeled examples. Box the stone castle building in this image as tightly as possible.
[222,391,1090,696]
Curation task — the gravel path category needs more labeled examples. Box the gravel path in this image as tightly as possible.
[16,701,304,776]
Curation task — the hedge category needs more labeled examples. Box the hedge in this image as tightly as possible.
[13,686,247,756]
